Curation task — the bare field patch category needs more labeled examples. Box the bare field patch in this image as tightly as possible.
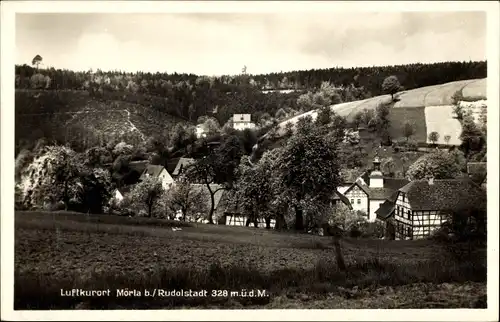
[424,106,463,145]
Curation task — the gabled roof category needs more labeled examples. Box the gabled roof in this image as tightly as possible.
[129,160,149,173]
[399,178,486,212]
[116,185,134,195]
[375,199,395,220]
[140,165,167,179]
[333,191,353,210]
[343,181,371,197]
[166,157,181,174]
[370,188,398,200]
[172,158,196,176]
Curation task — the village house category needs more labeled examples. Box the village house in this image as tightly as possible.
[376,177,486,240]
[337,157,409,221]
[232,114,256,131]
[139,164,174,190]
[172,157,196,179]
[112,185,134,204]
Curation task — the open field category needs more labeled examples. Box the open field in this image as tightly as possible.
[273,78,486,143]
[14,211,486,309]
[424,106,463,145]
[462,78,487,99]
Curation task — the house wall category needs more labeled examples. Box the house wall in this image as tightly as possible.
[225,215,247,226]
[369,177,384,188]
[114,190,124,202]
[412,210,445,239]
[233,122,256,131]
[394,192,413,240]
[159,169,174,190]
[369,199,385,222]
[345,186,369,216]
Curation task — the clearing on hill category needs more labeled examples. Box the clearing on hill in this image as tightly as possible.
[274,78,486,144]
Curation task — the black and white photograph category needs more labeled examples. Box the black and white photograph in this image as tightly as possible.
[1,1,499,320]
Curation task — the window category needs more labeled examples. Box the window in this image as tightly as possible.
[357,199,361,204]
[407,227,411,238]
[407,210,411,220]
[351,199,354,205]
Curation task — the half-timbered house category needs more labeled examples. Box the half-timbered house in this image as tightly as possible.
[390,177,486,240]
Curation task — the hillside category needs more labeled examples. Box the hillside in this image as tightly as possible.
[274,78,487,146]
[15,90,189,150]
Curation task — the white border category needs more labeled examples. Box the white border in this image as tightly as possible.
[1,1,499,321]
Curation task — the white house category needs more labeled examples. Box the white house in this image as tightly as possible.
[139,165,174,190]
[232,114,256,131]
[390,178,486,240]
[338,157,409,222]
[195,124,207,139]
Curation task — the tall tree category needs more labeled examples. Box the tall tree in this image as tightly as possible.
[407,151,461,180]
[274,119,341,231]
[165,179,208,221]
[31,55,43,70]
[381,75,402,101]
[428,131,440,146]
[403,121,415,142]
[126,176,164,218]
[187,135,243,224]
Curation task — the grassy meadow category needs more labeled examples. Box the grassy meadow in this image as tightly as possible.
[14,211,486,310]
[274,78,486,144]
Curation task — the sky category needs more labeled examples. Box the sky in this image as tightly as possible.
[15,11,486,76]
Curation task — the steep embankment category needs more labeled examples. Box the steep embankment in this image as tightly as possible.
[15,90,188,147]
[273,78,487,145]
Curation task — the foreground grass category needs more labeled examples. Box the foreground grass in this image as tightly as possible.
[14,211,486,309]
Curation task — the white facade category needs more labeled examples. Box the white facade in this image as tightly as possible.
[233,121,256,131]
[158,169,174,190]
[195,124,207,138]
[344,185,369,216]
[114,189,124,202]
[232,114,256,131]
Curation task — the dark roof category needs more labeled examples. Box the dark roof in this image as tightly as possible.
[399,178,486,212]
[140,165,167,179]
[370,188,398,200]
[344,181,371,197]
[129,160,149,173]
[375,200,395,220]
[333,191,353,209]
[166,157,181,174]
[172,158,196,176]
[117,185,134,195]
[383,178,410,191]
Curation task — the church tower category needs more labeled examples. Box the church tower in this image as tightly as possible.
[369,156,384,188]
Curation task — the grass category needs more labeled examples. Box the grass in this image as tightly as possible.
[462,78,487,99]
[14,211,486,309]
[273,78,486,144]
[424,105,463,145]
